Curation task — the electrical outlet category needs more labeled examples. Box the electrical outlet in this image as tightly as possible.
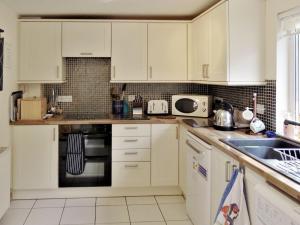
[57,96,73,103]
[128,95,135,102]
[257,104,265,115]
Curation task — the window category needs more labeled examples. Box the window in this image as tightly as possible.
[276,8,300,132]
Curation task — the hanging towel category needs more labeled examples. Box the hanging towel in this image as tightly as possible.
[214,169,250,225]
[66,133,85,175]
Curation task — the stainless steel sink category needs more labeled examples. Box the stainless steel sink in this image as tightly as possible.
[221,138,300,160]
[220,138,300,184]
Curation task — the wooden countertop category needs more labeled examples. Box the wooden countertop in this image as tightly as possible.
[10,116,300,201]
[10,115,179,125]
[185,125,300,202]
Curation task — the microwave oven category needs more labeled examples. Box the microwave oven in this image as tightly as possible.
[172,95,213,117]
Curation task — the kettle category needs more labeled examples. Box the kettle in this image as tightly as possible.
[213,102,235,131]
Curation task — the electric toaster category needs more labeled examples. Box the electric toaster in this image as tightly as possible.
[147,100,169,115]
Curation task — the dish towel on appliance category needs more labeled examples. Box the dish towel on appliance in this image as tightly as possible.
[66,133,85,175]
[214,169,250,225]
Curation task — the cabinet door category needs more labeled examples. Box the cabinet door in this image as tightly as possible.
[19,22,63,83]
[0,147,10,219]
[13,125,58,190]
[179,125,188,195]
[151,124,179,186]
[211,147,237,221]
[111,23,148,81]
[148,23,188,81]
[189,15,209,81]
[62,22,111,57]
[208,2,228,82]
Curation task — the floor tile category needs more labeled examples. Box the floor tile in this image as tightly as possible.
[128,205,164,222]
[60,207,95,225]
[132,222,166,225]
[96,205,129,223]
[96,197,126,206]
[95,224,130,225]
[155,196,185,204]
[166,221,193,225]
[0,208,30,225]
[10,200,36,209]
[34,199,65,208]
[25,208,63,225]
[65,198,96,207]
[126,196,156,205]
[159,204,188,221]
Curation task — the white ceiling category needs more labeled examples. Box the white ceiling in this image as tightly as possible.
[0,0,220,18]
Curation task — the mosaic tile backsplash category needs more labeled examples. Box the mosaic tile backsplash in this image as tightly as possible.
[42,58,276,131]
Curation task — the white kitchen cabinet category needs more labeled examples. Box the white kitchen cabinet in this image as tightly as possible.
[211,146,239,221]
[62,22,111,57]
[148,23,188,81]
[0,147,10,219]
[13,125,58,190]
[189,0,265,85]
[19,22,64,83]
[179,125,188,195]
[111,23,148,81]
[112,162,150,187]
[112,124,151,187]
[188,15,209,81]
[151,124,179,186]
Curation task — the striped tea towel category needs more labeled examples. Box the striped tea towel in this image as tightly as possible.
[66,133,85,175]
[214,169,250,225]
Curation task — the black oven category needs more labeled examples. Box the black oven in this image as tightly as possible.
[59,124,111,187]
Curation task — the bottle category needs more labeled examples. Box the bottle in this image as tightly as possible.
[123,97,129,115]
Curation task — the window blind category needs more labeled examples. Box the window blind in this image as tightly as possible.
[279,6,300,38]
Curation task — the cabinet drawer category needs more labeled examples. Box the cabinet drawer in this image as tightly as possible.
[112,124,151,137]
[112,162,150,187]
[112,149,150,162]
[112,137,150,149]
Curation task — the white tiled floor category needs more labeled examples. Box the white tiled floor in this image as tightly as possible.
[0,196,192,225]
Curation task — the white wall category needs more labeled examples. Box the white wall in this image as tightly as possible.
[265,0,300,80]
[0,2,18,151]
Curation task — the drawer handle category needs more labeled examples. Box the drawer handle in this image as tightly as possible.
[0,147,8,154]
[124,152,138,155]
[125,164,138,168]
[80,52,93,56]
[124,127,138,130]
[225,161,231,182]
[124,139,138,142]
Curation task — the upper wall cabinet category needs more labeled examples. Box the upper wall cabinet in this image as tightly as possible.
[189,0,265,85]
[148,23,188,81]
[62,22,111,57]
[111,23,148,81]
[19,22,64,83]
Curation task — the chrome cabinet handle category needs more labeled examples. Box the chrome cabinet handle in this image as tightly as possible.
[57,66,60,79]
[80,52,93,56]
[206,64,209,79]
[124,127,138,130]
[124,139,138,142]
[53,128,56,142]
[0,147,8,154]
[202,64,206,78]
[225,161,231,182]
[125,164,138,168]
[149,66,153,79]
[124,152,138,155]
[186,140,200,154]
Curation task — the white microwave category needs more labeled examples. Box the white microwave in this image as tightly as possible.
[172,95,213,117]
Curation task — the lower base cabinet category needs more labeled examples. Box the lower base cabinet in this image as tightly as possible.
[13,125,59,190]
[151,124,179,186]
[211,147,239,222]
[0,147,10,219]
[112,162,150,187]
